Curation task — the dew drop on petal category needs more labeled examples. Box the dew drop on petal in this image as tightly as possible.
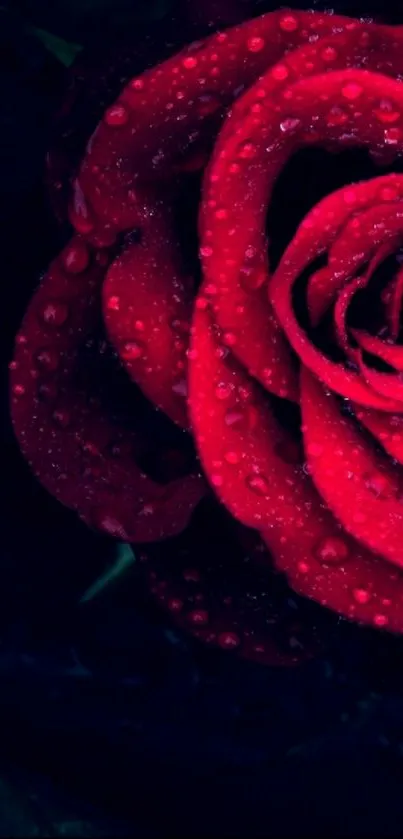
[326,105,348,126]
[34,347,60,372]
[121,341,144,361]
[314,536,350,565]
[224,451,240,465]
[279,13,298,32]
[182,55,198,70]
[373,99,400,124]
[40,301,69,328]
[106,295,120,311]
[188,609,209,625]
[238,140,258,159]
[94,511,129,540]
[62,240,90,274]
[52,409,71,428]
[271,64,289,81]
[353,588,371,605]
[245,473,271,497]
[247,36,265,53]
[384,127,402,145]
[341,82,363,100]
[168,598,184,612]
[363,471,394,499]
[321,45,337,61]
[215,382,232,400]
[280,117,301,133]
[218,631,241,649]
[12,383,25,397]
[374,614,388,627]
[104,104,129,126]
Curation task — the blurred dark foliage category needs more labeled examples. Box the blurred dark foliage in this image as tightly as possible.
[3,0,403,836]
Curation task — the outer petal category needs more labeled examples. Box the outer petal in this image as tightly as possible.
[300,368,403,568]
[10,238,205,542]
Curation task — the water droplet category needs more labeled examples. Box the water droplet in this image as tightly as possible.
[182,55,198,70]
[315,536,350,564]
[326,105,348,126]
[321,45,337,61]
[12,383,25,397]
[353,588,371,604]
[238,140,258,159]
[223,332,237,347]
[62,240,90,274]
[279,13,298,31]
[384,126,402,145]
[106,296,120,311]
[40,300,69,328]
[271,64,289,81]
[97,514,129,540]
[215,382,232,400]
[245,473,270,497]
[374,99,400,124]
[211,474,223,488]
[224,451,240,465]
[168,598,184,612]
[52,409,71,428]
[121,341,144,361]
[130,78,144,91]
[280,117,301,133]
[341,82,363,100]
[218,631,240,649]
[104,104,129,126]
[379,186,399,201]
[247,36,265,53]
[374,614,388,627]
[34,347,60,372]
[188,609,209,625]
[200,245,213,258]
[363,471,394,499]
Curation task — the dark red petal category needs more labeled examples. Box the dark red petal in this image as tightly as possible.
[76,10,357,231]
[385,264,403,340]
[353,406,403,464]
[188,302,403,631]
[103,205,193,429]
[300,368,403,568]
[352,329,403,371]
[10,238,205,542]
[140,507,334,667]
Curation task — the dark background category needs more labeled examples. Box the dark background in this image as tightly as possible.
[3,0,403,835]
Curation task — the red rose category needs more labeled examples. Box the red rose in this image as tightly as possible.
[10,9,403,662]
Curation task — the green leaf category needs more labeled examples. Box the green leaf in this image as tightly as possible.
[80,543,136,604]
[30,26,82,66]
